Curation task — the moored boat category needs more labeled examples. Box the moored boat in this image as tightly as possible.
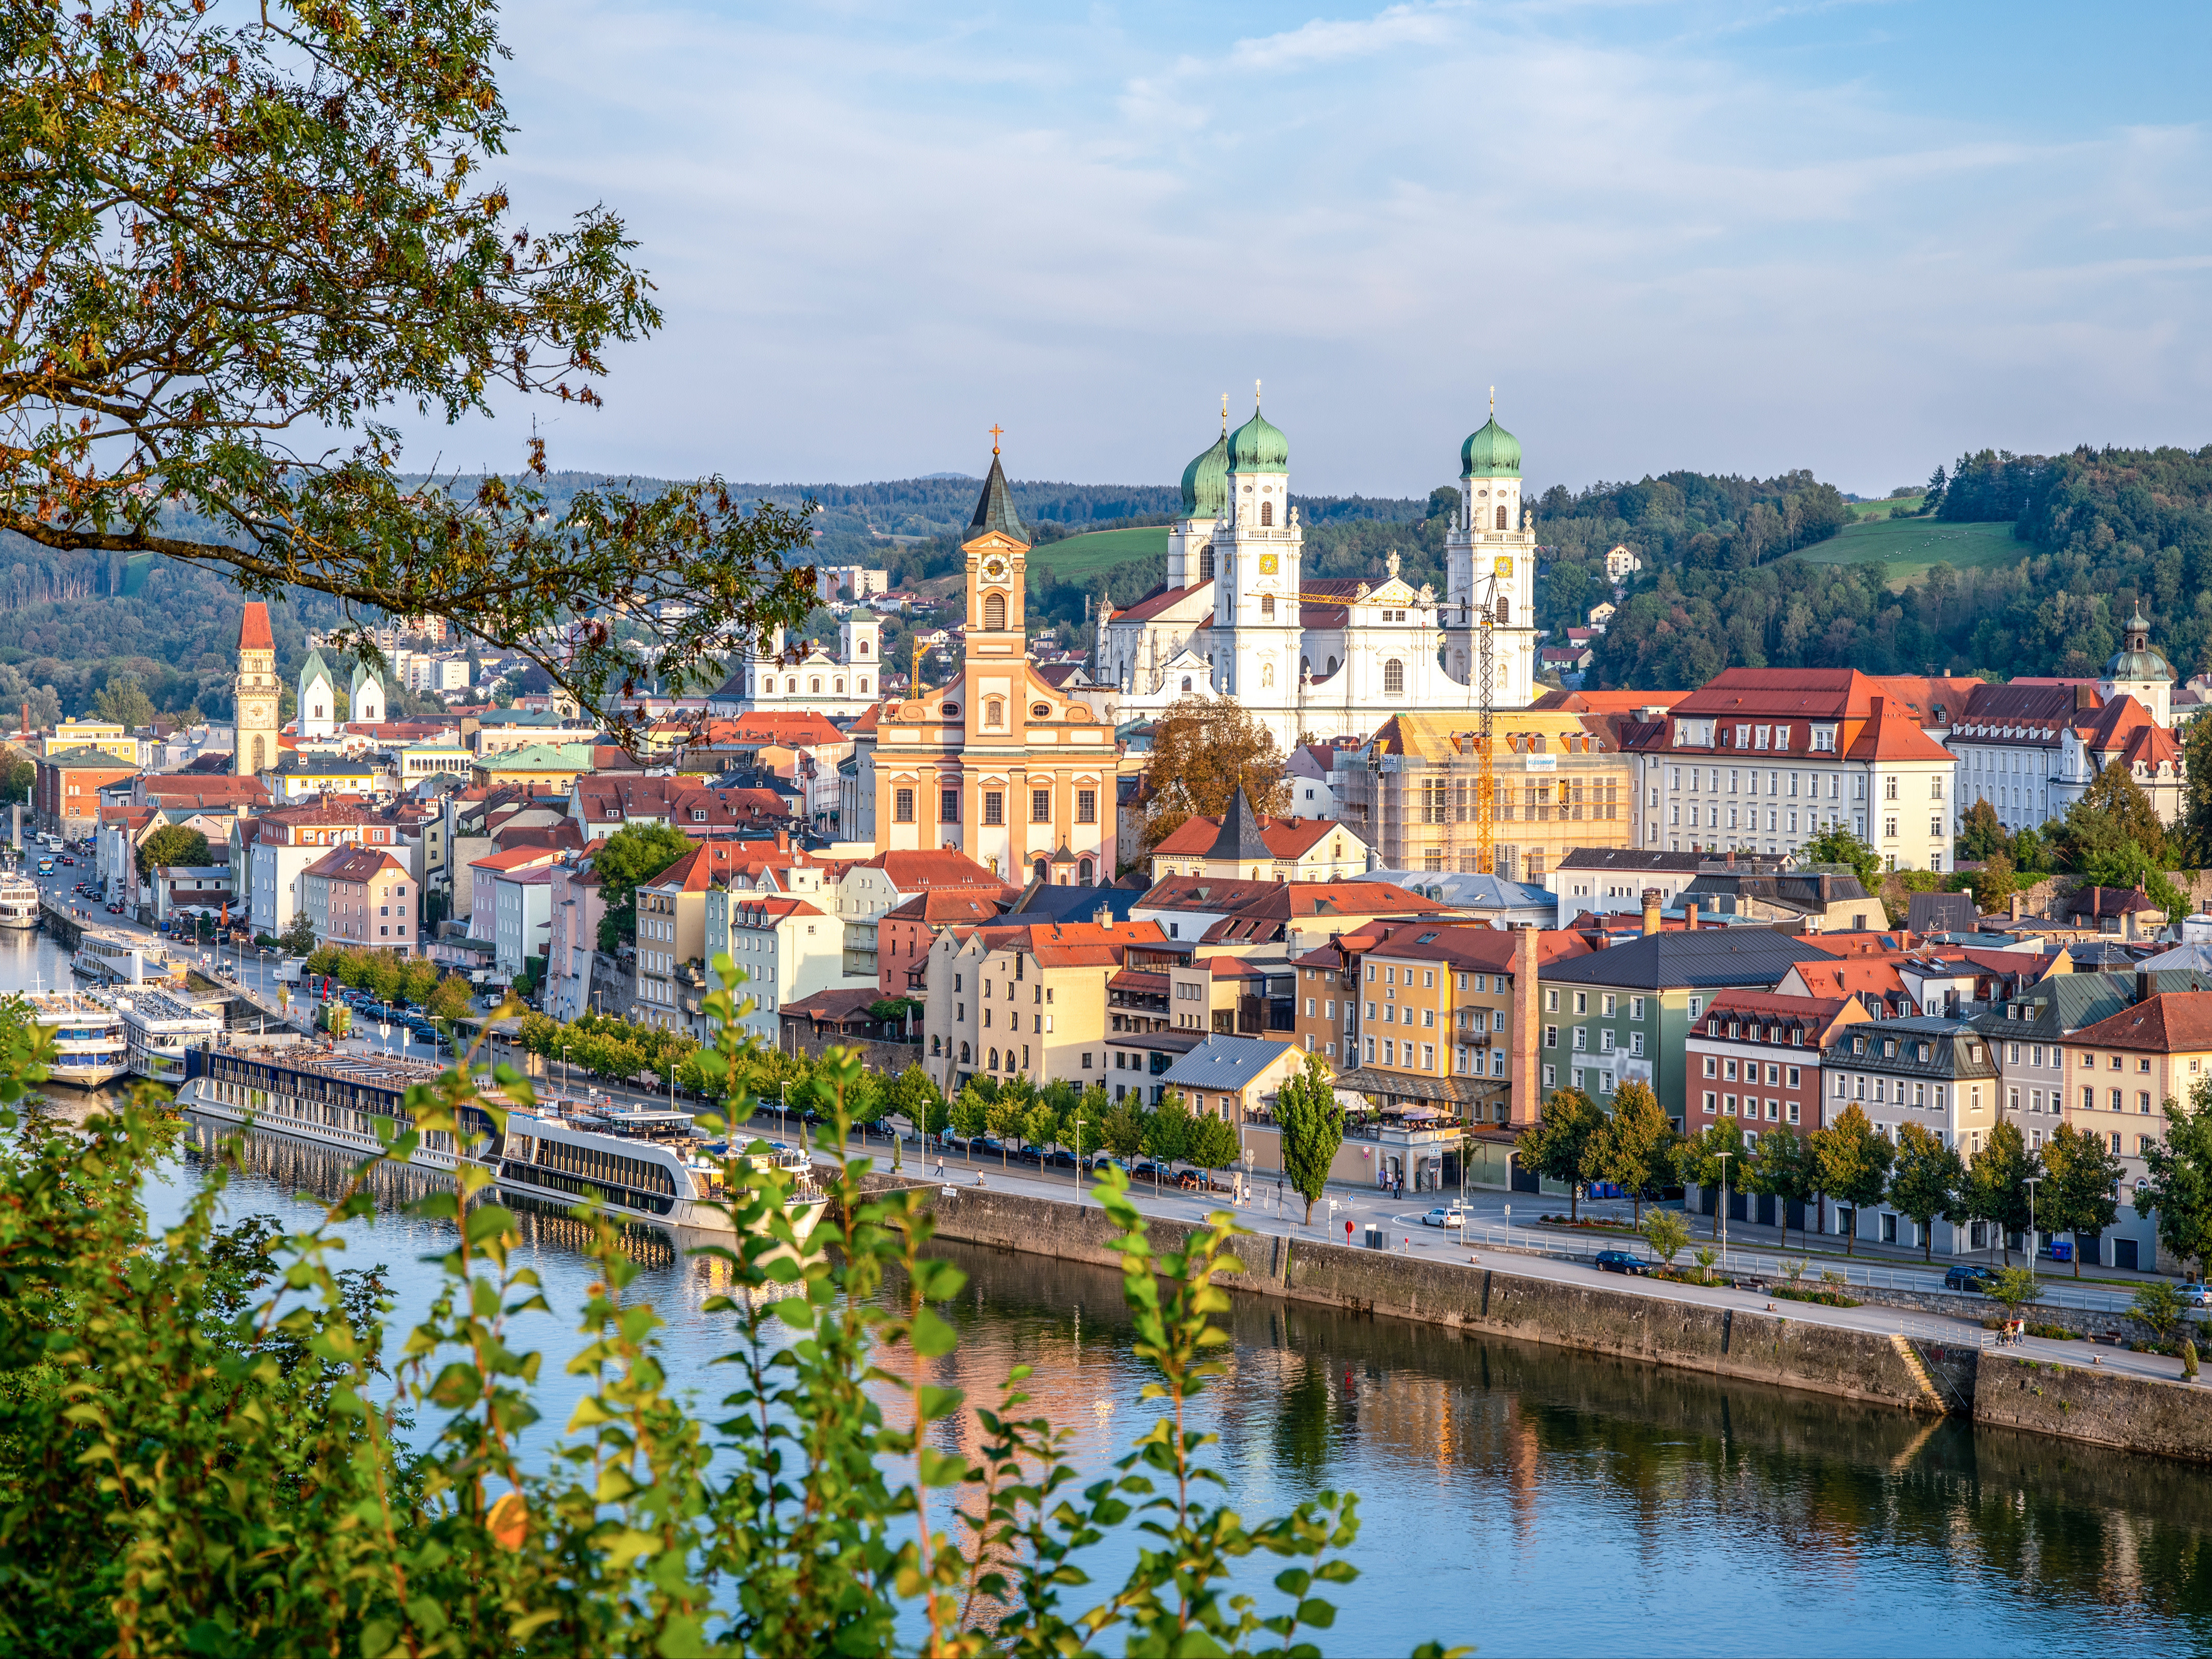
[22,991,131,1087]
[0,873,38,930]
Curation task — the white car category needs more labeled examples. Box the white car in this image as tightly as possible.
[1421,1206,1467,1229]
[2180,1283,2212,1309]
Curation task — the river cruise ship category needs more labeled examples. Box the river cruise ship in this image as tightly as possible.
[22,991,131,1087]
[0,872,38,930]
[74,928,173,987]
[114,990,226,1085]
[178,1043,820,1235]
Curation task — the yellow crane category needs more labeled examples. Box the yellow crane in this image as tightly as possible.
[1473,573,1496,876]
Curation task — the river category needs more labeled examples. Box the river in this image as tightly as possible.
[15,936,2212,1653]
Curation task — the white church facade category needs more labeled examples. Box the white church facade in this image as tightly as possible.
[708,611,884,720]
[1096,399,1538,747]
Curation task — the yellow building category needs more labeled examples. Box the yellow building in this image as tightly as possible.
[45,717,139,765]
[868,442,1117,886]
[1340,709,1635,882]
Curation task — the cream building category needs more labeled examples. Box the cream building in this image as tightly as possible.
[1096,396,1538,748]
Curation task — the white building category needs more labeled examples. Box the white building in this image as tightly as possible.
[297,650,339,740]
[1604,545,1642,583]
[1096,396,1538,749]
[490,864,554,980]
[707,611,883,720]
[815,565,889,603]
[707,890,854,1048]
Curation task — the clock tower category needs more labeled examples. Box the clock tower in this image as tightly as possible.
[234,602,281,777]
[964,431,1027,659]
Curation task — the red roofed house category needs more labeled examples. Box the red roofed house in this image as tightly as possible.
[1685,991,1868,1143]
[1624,669,1966,874]
[1147,786,1367,883]
[467,844,562,947]
[875,886,1015,997]
[303,845,415,953]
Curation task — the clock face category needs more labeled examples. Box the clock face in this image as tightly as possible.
[982,557,1008,580]
[1258,554,1279,574]
[1494,556,1515,578]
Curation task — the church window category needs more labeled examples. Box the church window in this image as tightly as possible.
[1261,501,1274,527]
[1327,656,1339,675]
[986,698,1004,727]
[859,676,869,693]
[1079,856,1094,884]
[894,788,915,823]
[785,677,796,693]
[1384,659,1405,696]
[1260,594,1275,618]
[858,640,870,656]
[834,679,844,694]
[1496,506,1509,529]
[1199,545,1215,581]
[1032,788,1051,822]
[810,677,822,694]
[983,791,1004,826]
[984,592,1007,630]
[1035,856,1049,881]
[1181,676,1193,692]
[1032,702,1050,717]
[1302,655,1311,674]
[941,788,960,824]
[1077,789,1097,824]
[1495,597,1510,625]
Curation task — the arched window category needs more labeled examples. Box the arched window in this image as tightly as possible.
[1035,856,1048,881]
[1079,857,1094,884]
[858,676,869,693]
[1182,676,1193,691]
[1301,655,1311,675]
[1495,505,1509,530]
[785,677,797,693]
[834,679,844,694]
[810,677,822,694]
[1327,656,1339,675]
[251,735,266,771]
[985,697,1003,726]
[1495,597,1510,625]
[960,1042,971,1063]
[988,1048,1000,1071]
[1384,659,1404,696]
[858,639,870,656]
[1453,652,1467,678]
[1260,594,1275,618]
[931,1034,942,1056]
[1261,501,1273,527]
[984,592,1007,630]
[1198,545,1215,581]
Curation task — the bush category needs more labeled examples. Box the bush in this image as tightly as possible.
[1772,1284,1863,1308]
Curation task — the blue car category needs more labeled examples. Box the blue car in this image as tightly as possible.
[1592,1250,1647,1276]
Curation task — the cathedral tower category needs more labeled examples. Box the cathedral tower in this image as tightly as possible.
[234,604,280,776]
[1213,389,1303,744]
[297,648,337,740]
[1444,397,1536,711]
[963,434,1028,660]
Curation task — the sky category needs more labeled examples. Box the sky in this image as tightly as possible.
[401,0,2212,501]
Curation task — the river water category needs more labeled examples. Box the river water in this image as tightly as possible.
[15,935,2212,1653]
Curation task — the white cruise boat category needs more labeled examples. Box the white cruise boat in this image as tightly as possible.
[113,989,226,1085]
[74,929,172,987]
[178,1043,823,1236]
[22,992,131,1087]
[0,872,38,930]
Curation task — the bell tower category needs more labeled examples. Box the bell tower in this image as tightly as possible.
[234,603,280,776]
[963,428,1029,660]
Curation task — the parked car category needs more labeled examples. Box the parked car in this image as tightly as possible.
[1421,1206,1466,1229]
[1128,1158,1161,1180]
[1592,1250,1647,1276]
[2179,1283,2212,1309]
[1943,1264,1999,1293]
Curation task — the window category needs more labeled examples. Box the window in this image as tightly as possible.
[1687,996,1703,1020]
[983,593,1006,630]
[1544,1025,1558,1048]
[941,788,960,824]
[1545,989,1559,1012]
[1261,500,1274,527]
[1631,997,1646,1021]
[1495,504,1509,530]
[1703,1091,1717,1115]
[894,788,915,823]
[1384,659,1404,696]
[1076,789,1097,824]
[1260,594,1275,617]
[1031,788,1051,823]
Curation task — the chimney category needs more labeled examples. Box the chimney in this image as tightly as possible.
[1510,923,1541,1128]
[1641,889,1662,937]
[1094,903,1113,927]
[775,828,789,854]
[2138,968,2151,1003]
[1685,903,1698,932]
[2076,682,2096,710]
[2008,892,2022,922]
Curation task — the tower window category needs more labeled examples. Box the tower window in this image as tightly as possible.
[1199,545,1214,581]
[1496,597,1510,625]
[986,698,1003,727]
[1260,501,1273,527]
[1496,505,1509,530]
[1384,659,1404,696]
[894,788,915,823]
[1260,593,1275,618]
[983,791,1004,826]
[858,640,870,656]
[983,592,1006,631]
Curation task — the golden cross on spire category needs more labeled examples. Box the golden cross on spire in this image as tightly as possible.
[989,423,1004,455]
[1255,377,1262,409]
[1220,393,1228,433]
[1489,386,1495,419]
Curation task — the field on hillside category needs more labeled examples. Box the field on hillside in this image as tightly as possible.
[1846,494,1926,521]
[1794,518,2022,587]
[1028,524,1170,580]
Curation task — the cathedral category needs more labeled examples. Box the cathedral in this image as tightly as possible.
[1096,397,1539,747]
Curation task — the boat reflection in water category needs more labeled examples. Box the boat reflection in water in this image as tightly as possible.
[176,1036,825,1243]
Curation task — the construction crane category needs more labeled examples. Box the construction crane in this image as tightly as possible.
[1473,570,1496,876]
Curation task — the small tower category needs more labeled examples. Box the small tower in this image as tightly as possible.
[349,659,386,726]
[297,649,337,739]
[234,604,280,776]
[963,430,1029,661]
[1168,399,1230,590]
[840,609,881,698]
[2101,608,2176,725]
[1444,393,1536,710]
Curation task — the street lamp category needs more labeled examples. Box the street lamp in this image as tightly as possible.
[1715,1149,1734,1276]
[2024,1175,2043,1288]
[779,1079,789,1139]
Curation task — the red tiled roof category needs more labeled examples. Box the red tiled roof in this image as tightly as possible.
[864,848,1003,890]
[469,845,562,874]
[1112,582,1211,623]
[881,887,1012,924]
[1844,695,1955,762]
[2071,991,2212,1054]
[238,603,272,651]
[1150,810,1347,862]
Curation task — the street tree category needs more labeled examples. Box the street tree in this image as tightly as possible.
[4,0,817,737]
[2042,1121,2125,1275]
[1100,1100,1147,1164]
[1139,694,1292,849]
[1186,1114,1241,1181]
[1142,1090,1193,1189]
[1641,1209,1691,1275]
[279,911,320,958]
[984,1096,1026,1170]
[1747,1128,1817,1253]
[1514,1087,1602,1220]
[1672,1117,1753,1240]
[1811,1104,1894,1256]
[594,824,695,953]
[136,824,211,879]
[2139,1081,2212,1280]
[949,1086,990,1155]
[427,974,475,1023]
[1886,1123,1965,1262]
[1276,1051,1346,1225]
[1967,1120,2041,1265]
[887,1063,942,1141]
[1584,1080,1675,1225]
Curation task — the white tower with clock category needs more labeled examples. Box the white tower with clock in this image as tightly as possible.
[1443,399,1537,712]
[1213,392,1305,744]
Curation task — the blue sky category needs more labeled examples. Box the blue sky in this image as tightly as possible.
[414,1,2212,500]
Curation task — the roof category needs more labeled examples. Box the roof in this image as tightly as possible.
[478,742,596,771]
[1697,990,1856,1027]
[2137,943,2212,974]
[1822,1016,1999,1077]
[141,776,270,807]
[1973,972,2135,1041]
[1112,581,1213,625]
[1158,1035,1297,1094]
[1906,891,1981,934]
[1359,924,1590,972]
[469,845,562,874]
[303,845,407,883]
[1003,882,1142,924]
[1554,848,1708,874]
[966,451,1028,547]
[880,888,1010,926]
[1844,695,1956,762]
[1543,928,1834,991]
[40,746,139,771]
[2067,885,2162,919]
[1150,793,1349,864]
[782,987,886,1023]
[239,604,273,651]
[2070,990,2212,1054]
[687,711,850,748]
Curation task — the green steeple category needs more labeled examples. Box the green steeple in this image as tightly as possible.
[1180,421,1230,520]
[1460,402,1521,478]
[966,448,1029,547]
[1227,398,1288,473]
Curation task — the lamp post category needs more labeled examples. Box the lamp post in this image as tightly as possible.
[1715,1149,1734,1276]
[2024,1175,2042,1288]
[780,1079,789,1141]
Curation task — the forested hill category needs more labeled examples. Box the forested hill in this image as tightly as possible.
[1587,444,2212,693]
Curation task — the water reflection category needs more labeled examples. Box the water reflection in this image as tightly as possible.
[124,1118,2212,1655]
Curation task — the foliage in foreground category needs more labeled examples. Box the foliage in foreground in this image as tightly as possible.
[0,984,1461,1657]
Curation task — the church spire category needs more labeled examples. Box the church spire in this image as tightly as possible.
[966,432,1028,548]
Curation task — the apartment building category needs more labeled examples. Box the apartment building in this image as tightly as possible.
[240,803,403,936]
[2060,991,2212,1271]
[1548,848,1707,918]
[717,894,852,1048]
[829,847,1004,984]
[1626,670,1969,872]
[1338,710,1635,881]
[1538,928,1836,1130]
[301,846,416,953]
[1816,1017,2001,1251]
[543,862,605,1022]
[876,888,1011,996]
[632,842,743,1033]
[1685,991,1865,1134]
[1971,973,2134,1156]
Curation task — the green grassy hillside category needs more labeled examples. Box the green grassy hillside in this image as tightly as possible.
[1028,524,1170,580]
[1794,518,2021,588]
[1846,494,1927,522]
